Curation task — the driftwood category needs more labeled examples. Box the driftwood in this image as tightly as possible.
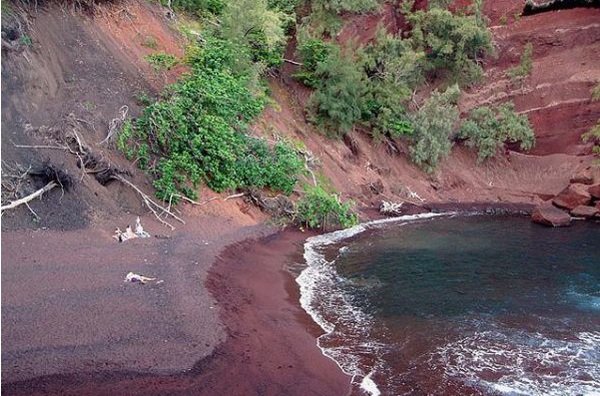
[110,175,184,229]
[0,181,58,211]
[380,201,404,216]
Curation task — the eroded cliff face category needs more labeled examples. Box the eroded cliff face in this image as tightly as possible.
[1,0,597,230]
[266,0,598,208]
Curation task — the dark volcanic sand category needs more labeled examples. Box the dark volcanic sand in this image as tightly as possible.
[2,225,350,395]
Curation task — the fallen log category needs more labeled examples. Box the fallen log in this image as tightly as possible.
[0,181,58,211]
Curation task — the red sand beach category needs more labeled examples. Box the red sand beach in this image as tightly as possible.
[1,219,350,395]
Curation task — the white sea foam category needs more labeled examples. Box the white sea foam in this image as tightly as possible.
[360,371,381,396]
[297,212,452,396]
[433,325,600,396]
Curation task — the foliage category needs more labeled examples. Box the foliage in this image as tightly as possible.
[221,0,288,69]
[409,85,461,173]
[459,102,535,161]
[591,82,600,101]
[506,43,533,85]
[583,82,600,164]
[167,0,224,16]
[313,0,380,14]
[119,37,303,201]
[296,1,492,146]
[403,0,493,84]
[362,27,424,139]
[302,0,380,36]
[145,52,179,71]
[141,35,158,49]
[308,45,369,135]
[293,38,332,87]
[582,121,600,160]
[296,185,358,230]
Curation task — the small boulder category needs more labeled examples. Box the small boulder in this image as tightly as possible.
[532,204,571,227]
[570,205,599,218]
[552,183,591,210]
[588,184,600,200]
[570,168,594,185]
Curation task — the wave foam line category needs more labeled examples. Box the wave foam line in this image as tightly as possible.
[297,212,453,396]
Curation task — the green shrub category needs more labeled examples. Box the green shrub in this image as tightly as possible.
[409,85,461,173]
[296,185,358,230]
[221,0,287,70]
[308,45,369,135]
[506,43,533,85]
[294,38,332,88]
[583,82,600,164]
[119,37,303,201]
[362,28,423,139]
[459,102,535,161]
[145,53,179,71]
[403,1,493,85]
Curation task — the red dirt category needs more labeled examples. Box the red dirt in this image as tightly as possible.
[2,1,599,395]
[2,228,350,396]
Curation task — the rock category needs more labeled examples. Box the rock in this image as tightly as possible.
[588,184,600,200]
[531,204,571,227]
[570,168,594,185]
[552,183,591,210]
[570,205,599,218]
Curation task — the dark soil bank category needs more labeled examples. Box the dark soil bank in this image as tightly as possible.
[2,228,350,395]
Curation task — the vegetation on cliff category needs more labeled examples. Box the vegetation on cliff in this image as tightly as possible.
[582,82,600,163]
[118,0,535,227]
[293,0,533,172]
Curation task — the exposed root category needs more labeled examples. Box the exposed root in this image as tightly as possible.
[101,105,129,145]
[110,175,184,229]
[1,181,58,212]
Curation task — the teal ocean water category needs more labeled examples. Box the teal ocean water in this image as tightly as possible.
[297,215,599,395]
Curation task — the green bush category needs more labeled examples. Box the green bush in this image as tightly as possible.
[294,38,332,88]
[409,85,461,173]
[459,102,535,161]
[296,185,358,230]
[119,37,303,201]
[362,28,423,139]
[308,45,369,135]
[403,0,493,84]
[506,43,533,85]
[145,53,179,71]
[583,82,600,164]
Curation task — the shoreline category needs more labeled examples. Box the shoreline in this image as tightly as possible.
[1,223,351,395]
[1,202,544,395]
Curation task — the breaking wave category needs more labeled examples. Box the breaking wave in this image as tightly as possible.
[296,213,452,395]
[434,325,600,395]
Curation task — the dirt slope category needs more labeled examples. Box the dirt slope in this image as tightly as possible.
[1,0,597,390]
[462,6,600,156]
[1,1,188,231]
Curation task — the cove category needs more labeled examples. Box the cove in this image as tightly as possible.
[298,215,599,395]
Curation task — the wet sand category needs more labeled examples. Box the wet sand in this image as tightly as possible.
[1,221,350,395]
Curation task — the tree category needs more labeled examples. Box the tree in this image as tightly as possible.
[221,0,287,69]
[308,45,369,135]
[409,85,461,172]
[403,1,493,84]
[459,102,535,161]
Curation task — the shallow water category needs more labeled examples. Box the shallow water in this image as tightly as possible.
[298,215,600,395]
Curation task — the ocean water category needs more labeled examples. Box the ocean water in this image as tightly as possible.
[297,214,600,396]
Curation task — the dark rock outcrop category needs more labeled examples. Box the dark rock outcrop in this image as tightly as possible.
[552,183,592,210]
[570,205,599,218]
[532,203,571,227]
